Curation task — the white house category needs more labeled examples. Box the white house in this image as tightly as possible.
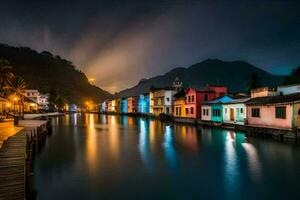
[277,84,300,95]
[222,98,249,125]
[201,105,211,121]
[150,87,176,115]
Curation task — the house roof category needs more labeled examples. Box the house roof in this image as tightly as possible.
[246,92,300,105]
[224,97,250,104]
[202,95,234,105]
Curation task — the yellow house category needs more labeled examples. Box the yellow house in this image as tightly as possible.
[173,90,186,117]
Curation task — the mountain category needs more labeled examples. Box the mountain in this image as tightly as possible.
[117,59,284,96]
[0,44,112,105]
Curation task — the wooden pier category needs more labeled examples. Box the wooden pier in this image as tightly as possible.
[0,119,51,200]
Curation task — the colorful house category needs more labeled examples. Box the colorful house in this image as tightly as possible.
[223,97,249,125]
[201,95,233,123]
[150,87,176,116]
[127,96,139,113]
[173,90,186,117]
[100,101,107,113]
[121,97,128,113]
[115,98,122,113]
[185,85,228,119]
[246,93,300,130]
[107,100,113,112]
[138,93,150,113]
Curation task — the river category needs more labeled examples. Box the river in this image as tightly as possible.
[34,113,300,200]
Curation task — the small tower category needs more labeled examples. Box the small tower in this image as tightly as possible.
[173,77,183,91]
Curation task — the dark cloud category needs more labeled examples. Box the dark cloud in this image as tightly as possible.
[0,0,300,92]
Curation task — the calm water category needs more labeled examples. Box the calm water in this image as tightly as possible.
[34,114,300,200]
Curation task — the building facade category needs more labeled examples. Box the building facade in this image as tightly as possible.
[138,94,150,113]
[127,96,139,113]
[246,93,300,129]
[222,98,249,125]
[150,88,176,116]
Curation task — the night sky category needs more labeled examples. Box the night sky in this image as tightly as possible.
[1,0,300,93]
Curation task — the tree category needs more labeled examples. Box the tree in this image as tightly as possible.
[284,66,300,85]
[9,76,27,115]
[246,73,261,93]
[48,89,58,112]
[0,59,14,95]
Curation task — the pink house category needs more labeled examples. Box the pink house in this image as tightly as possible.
[246,93,300,129]
[185,85,227,119]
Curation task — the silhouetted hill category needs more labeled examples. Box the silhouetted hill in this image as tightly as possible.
[0,44,112,105]
[117,59,284,96]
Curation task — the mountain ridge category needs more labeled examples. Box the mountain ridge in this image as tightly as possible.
[0,43,112,105]
[116,59,284,97]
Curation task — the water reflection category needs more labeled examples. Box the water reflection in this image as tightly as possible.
[138,119,152,170]
[35,114,300,200]
[86,114,97,174]
[163,125,177,169]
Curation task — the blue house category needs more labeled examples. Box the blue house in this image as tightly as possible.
[138,93,150,113]
[121,97,128,113]
[206,95,233,123]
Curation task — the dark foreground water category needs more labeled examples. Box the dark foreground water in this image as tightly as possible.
[34,114,300,200]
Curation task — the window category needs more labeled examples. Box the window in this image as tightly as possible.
[251,108,260,118]
[225,108,227,114]
[191,107,194,114]
[240,108,243,114]
[166,97,170,102]
[166,107,170,114]
[175,107,178,115]
[275,107,286,119]
[204,94,208,101]
[179,108,182,116]
[188,96,191,102]
[207,109,209,115]
[212,109,221,117]
[191,96,194,102]
[186,108,189,114]
[203,109,205,115]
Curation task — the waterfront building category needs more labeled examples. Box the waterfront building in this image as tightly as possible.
[185,85,228,119]
[138,93,150,113]
[107,99,113,112]
[115,98,122,113]
[121,97,128,113]
[277,84,300,95]
[23,96,38,113]
[222,97,250,125]
[100,101,107,113]
[150,87,176,116]
[37,94,49,110]
[246,92,300,130]
[127,96,139,113]
[173,90,186,117]
[201,95,233,123]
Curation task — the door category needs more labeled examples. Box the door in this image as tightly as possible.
[230,108,234,121]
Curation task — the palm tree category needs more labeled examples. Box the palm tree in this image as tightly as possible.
[0,59,14,95]
[9,76,27,115]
